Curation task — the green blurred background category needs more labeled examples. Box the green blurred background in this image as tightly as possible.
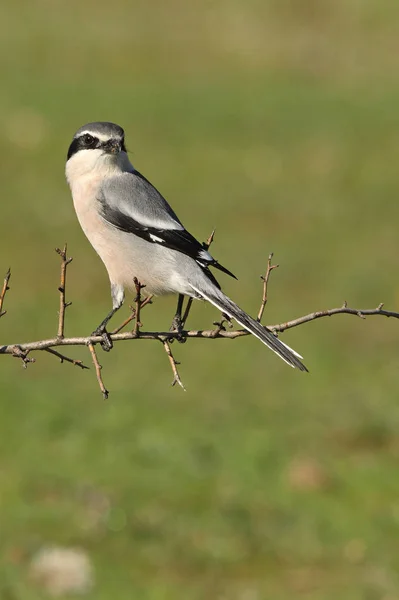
[1,1,399,598]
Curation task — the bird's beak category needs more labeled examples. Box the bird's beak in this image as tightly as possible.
[103,139,121,154]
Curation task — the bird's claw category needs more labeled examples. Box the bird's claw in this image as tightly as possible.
[169,314,186,344]
[92,327,113,352]
[169,314,182,333]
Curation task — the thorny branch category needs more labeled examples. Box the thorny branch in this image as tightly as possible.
[1,240,399,397]
[45,347,89,370]
[55,245,73,339]
[87,342,108,399]
[0,269,11,319]
[110,294,153,335]
[267,302,394,332]
[257,253,279,322]
[162,340,186,390]
[12,345,36,369]
[133,277,145,337]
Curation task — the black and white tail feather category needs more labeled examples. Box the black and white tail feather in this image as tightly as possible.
[189,283,308,372]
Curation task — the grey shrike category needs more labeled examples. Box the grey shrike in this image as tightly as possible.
[65,121,307,371]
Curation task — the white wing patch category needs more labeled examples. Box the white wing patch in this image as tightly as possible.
[198,248,213,261]
[145,217,183,231]
[149,234,165,243]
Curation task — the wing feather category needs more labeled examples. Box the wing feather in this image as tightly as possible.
[98,170,236,280]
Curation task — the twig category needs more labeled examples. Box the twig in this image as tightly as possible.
[133,278,145,337]
[204,228,216,250]
[55,246,73,338]
[0,269,11,319]
[11,346,36,368]
[210,315,233,337]
[268,302,393,333]
[45,347,89,370]
[87,342,108,399]
[141,295,155,310]
[257,253,279,322]
[162,340,186,390]
[0,301,392,355]
[2,247,399,396]
[111,294,153,335]
[1,303,397,355]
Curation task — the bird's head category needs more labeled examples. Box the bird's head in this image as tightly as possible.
[66,122,131,183]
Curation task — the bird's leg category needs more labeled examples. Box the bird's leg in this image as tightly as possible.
[212,312,233,333]
[92,284,124,352]
[91,307,120,351]
[181,297,194,329]
[170,294,185,335]
[221,312,233,327]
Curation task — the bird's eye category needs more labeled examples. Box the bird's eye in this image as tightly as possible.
[83,134,95,145]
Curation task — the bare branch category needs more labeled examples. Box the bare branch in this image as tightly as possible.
[0,301,398,393]
[55,246,73,338]
[204,228,215,250]
[257,252,279,322]
[268,302,397,333]
[11,345,36,368]
[45,347,89,370]
[111,294,153,335]
[1,302,398,354]
[140,294,155,311]
[0,269,11,319]
[87,342,108,399]
[1,244,399,396]
[133,278,146,337]
[162,339,186,390]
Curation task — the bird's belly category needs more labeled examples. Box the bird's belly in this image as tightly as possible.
[73,190,186,296]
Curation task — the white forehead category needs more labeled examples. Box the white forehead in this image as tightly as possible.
[73,122,125,142]
[76,130,119,142]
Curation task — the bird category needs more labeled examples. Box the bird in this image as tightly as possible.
[65,121,307,371]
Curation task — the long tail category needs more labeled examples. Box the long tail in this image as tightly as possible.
[189,283,308,372]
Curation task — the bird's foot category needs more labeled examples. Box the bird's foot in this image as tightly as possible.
[221,312,233,328]
[91,326,113,352]
[213,313,233,333]
[169,314,186,344]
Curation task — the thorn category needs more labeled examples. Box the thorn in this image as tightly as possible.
[171,377,186,391]
[204,228,216,249]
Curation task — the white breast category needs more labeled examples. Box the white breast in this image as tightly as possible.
[67,168,189,296]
